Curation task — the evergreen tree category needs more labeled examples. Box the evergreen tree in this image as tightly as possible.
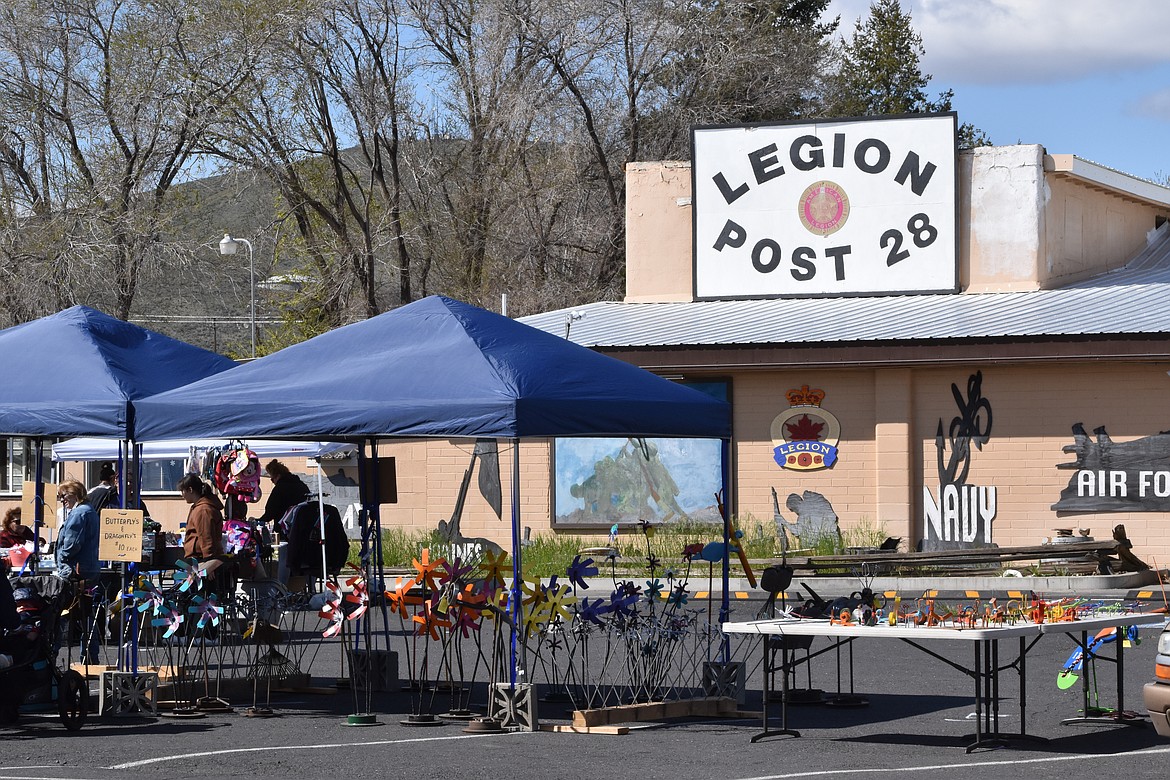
[831,0,989,148]
[646,0,840,158]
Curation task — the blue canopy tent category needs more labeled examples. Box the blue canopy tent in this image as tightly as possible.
[133,295,729,441]
[0,305,236,673]
[132,295,732,705]
[0,305,235,439]
[0,305,237,521]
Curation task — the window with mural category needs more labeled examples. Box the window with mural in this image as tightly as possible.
[552,380,729,528]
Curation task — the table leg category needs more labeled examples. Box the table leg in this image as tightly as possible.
[1018,635,1027,736]
[965,639,1013,752]
[1111,629,1142,723]
[752,634,799,742]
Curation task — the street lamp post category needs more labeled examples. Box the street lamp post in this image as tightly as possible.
[218,233,255,358]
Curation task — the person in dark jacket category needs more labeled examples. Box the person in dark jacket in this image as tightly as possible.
[258,460,311,526]
[86,464,151,518]
[85,463,118,511]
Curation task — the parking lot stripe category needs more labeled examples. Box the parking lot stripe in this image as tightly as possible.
[730,745,1170,780]
[108,731,526,770]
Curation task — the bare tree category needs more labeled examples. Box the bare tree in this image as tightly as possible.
[0,0,256,320]
[200,0,422,330]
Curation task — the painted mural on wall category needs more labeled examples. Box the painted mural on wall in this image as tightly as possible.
[553,437,723,527]
[1052,423,1170,512]
[435,440,506,559]
[771,385,841,471]
[772,487,841,552]
[554,381,727,527]
[922,370,998,550]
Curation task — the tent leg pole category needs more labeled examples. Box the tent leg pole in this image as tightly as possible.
[720,438,732,664]
[317,466,327,583]
[509,438,521,689]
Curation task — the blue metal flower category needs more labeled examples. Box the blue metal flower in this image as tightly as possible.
[566,555,599,590]
[576,597,611,626]
[667,583,689,607]
[541,574,561,598]
[609,584,639,616]
[644,578,665,602]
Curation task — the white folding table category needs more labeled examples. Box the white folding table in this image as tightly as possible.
[722,612,1164,752]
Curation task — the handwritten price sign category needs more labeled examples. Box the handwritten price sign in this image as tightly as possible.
[99,508,144,562]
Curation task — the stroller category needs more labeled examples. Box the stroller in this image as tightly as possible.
[0,575,90,730]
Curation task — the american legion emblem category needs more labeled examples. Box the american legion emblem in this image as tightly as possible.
[798,180,850,237]
[771,385,841,471]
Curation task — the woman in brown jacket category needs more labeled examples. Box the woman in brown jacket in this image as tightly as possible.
[178,474,225,565]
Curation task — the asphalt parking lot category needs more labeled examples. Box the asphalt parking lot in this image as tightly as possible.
[2,596,1168,780]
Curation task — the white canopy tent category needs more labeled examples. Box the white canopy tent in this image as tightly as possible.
[52,437,354,462]
[53,437,354,582]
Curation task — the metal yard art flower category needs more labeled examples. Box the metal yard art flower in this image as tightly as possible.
[566,555,599,590]
[174,558,204,593]
[318,581,345,638]
[576,596,611,626]
[190,593,223,630]
[343,572,369,621]
[478,548,509,590]
[441,556,474,584]
[412,598,452,641]
[543,581,578,624]
[152,603,184,639]
[133,577,167,617]
[452,599,483,638]
[385,577,420,620]
[412,548,445,592]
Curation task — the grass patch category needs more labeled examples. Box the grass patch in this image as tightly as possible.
[346,518,782,579]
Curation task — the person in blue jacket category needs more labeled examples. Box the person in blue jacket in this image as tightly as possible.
[54,480,102,662]
[54,479,100,581]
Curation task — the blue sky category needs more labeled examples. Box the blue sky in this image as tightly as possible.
[825,1,1170,184]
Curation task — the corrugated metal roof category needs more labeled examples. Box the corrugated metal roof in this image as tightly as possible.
[520,224,1170,348]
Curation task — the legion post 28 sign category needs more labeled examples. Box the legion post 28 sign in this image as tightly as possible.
[692,114,958,299]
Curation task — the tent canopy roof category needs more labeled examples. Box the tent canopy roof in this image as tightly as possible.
[0,306,236,438]
[134,296,730,441]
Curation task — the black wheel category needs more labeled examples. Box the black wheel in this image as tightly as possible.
[57,670,88,731]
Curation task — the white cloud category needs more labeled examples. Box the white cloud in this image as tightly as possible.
[1128,87,1170,121]
[825,0,1170,85]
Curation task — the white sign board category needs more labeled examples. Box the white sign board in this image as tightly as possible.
[692,114,958,299]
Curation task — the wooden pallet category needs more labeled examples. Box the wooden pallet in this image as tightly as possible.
[571,697,758,728]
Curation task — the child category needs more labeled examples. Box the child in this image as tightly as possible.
[0,586,45,668]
